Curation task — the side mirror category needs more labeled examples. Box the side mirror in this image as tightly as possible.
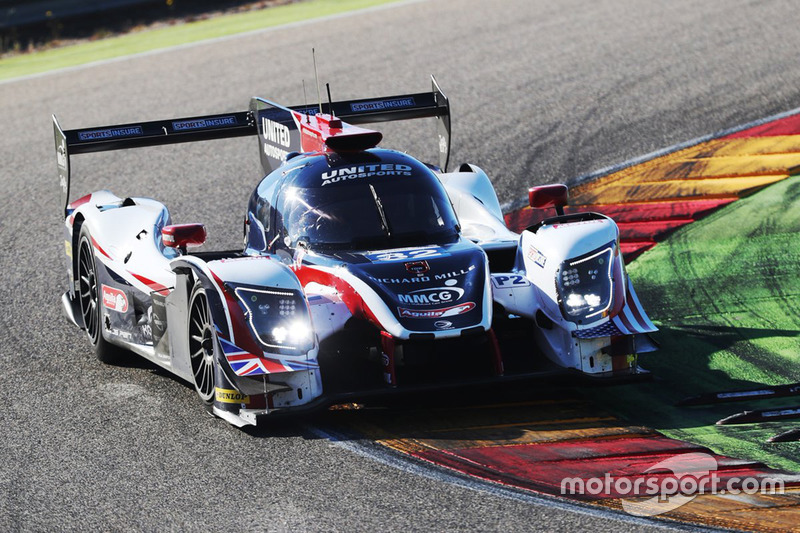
[162,223,206,253]
[528,184,569,215]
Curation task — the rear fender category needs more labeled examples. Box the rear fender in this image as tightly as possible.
[65,192,173,289]
[64,190,124,300]
[65,193,174,336]
[438,164,519,244]
[440,164,503,220]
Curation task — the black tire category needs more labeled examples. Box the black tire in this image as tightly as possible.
[188,282,216,405]
[76,226,124,364]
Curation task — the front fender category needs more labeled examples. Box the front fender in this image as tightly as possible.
[168,254,323,413]
[171,255,303,343]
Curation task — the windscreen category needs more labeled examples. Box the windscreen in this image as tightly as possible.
[280,175,459,251]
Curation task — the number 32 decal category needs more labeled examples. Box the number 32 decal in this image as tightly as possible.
[366,246,447,263]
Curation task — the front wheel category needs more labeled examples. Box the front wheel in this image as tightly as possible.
[188,282,216,405]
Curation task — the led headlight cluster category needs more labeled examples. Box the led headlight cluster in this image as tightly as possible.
[232,285,313,355]
[556,242,615,323]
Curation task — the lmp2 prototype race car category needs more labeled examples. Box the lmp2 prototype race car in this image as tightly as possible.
[54,77,657,427]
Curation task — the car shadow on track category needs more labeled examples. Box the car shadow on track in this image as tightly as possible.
[98,323,800,445]
[580,323,800,433]
[244,382,612,443]
[640,323,800,401]
[103,345,651,442]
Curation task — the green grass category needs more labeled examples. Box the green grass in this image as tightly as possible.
[0,0,398,82]
[583,175,800,472]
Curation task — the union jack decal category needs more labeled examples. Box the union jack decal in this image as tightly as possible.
[219,338,318,376]
[611,278,658,335]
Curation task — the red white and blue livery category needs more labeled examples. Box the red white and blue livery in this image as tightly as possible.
[53,78,657,427]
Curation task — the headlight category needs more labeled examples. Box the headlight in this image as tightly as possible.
[556,242,615,323]
[232,285,313,355]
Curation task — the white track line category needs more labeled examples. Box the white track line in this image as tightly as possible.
[306,424,712,532]
[0,0,429,86]
[500,105,800,213]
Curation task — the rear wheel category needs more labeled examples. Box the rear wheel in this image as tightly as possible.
[77,227,123,364]
[188,282,216,405]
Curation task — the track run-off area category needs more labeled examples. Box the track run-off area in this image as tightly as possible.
[348,111,800,531]
[4,0,800,530]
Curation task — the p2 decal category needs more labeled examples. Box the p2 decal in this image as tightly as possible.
[491,274,531,288]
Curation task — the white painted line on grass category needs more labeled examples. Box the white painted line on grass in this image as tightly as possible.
[0,0,429,86]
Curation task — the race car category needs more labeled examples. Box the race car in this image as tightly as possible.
[54,77,657,427]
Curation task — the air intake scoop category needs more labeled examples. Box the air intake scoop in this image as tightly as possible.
[293,111,383,153]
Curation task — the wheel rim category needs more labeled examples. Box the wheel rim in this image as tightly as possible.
[78,238,100,344]
[189,289,215,403]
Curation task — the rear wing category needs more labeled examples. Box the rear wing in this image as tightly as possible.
[54,76,450,218]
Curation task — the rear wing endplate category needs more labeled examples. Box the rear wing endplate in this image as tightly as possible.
[53,76,450,218]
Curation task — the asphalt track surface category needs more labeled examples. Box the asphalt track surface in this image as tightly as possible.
[2,0,800,530]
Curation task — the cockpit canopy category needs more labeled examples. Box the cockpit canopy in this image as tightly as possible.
[247,150,460,254]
